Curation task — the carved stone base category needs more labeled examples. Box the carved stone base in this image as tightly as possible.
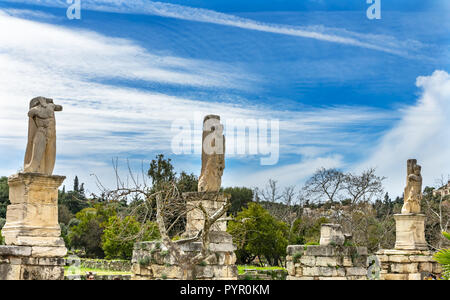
[394,214,427,250]
[2,173,67,259]
[0,246,65,280]
[182,192,229,237]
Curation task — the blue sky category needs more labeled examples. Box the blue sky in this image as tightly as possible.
[0,0,449,198]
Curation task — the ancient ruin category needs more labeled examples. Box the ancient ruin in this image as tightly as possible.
[375,159,441,280]
[0,97,66,280]
[131,115,237,280]
[286,224,369,280]
[24,97,62,175]
[198,115,225,193]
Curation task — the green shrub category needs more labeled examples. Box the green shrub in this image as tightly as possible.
[293,252,302,263]
[139,256,150,266]
[434,231,450,280]
[102,216,160,260]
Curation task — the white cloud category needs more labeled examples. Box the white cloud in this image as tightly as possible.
[1,0,429,58]
[357,70,450,197]
[225,155,344,188]
[0,12,401,195]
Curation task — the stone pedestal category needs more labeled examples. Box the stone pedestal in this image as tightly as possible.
[394,214,427,250]
[182,192,228,237]
[374,213,442,280]
[131,192,237,280]
[0,173,67,280]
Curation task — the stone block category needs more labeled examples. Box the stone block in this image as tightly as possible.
[346,267,367,276]
[394,214,427,250]
[319,224,345,246]
[0,245,32,257]
[418,262,433,273]
[31,246,67,258]
[315,256,341,267]
[390,263,418,273]
[408,273,422,280]
[286,245,305,256]
[389,255,410,263]
[286,261,295,276]
[408,255,433,262]
[305,245,335,257]
[299,256,316,266]
[302,267,320,277]
[381,273,408,280]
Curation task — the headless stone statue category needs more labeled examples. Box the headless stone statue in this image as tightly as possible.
[401,159,422,214]
[198,115,225,192]
[23,97,63,175]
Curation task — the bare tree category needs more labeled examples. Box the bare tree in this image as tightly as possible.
[423,176,450,250]
[94,163,230,279]
[303,168,345,204]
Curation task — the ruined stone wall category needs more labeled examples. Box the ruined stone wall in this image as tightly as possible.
[131,239,237,280]
[286,244,369,280]
[376,249,442,280]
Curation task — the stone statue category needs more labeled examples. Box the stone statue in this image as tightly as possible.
[401,159,422,214]
[198,115,225,192]
[23,97,62,175]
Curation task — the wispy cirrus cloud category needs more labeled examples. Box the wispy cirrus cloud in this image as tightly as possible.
[0,11,396,194]
[1,0,430,58]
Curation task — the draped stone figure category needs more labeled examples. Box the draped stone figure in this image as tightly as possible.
[401,159,422,214]
[198,115,225,192]
[23,97,63,175]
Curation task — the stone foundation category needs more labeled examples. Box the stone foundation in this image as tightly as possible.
[0,246,65,280]
[286,244,369,280]
[376,249,442,280]
[132,232,237,280]
[182,192,228,237]
[0,173,67,280]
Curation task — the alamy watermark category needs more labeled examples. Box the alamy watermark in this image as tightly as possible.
[67,0,81,20]
[366,0,381,20]
[171,113,279,166]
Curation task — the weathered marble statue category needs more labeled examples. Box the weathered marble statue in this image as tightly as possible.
[401,159,422,214]
[23,97,62,175]
[198,115,225,192]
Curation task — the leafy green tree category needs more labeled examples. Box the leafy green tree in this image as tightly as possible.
[0,217,5,245]
[223,187,253,216]
[228,203,288,266]
[0,177,9,219]
[292,216,329,245]
[148,154,176,188]
[102,216,160,260]
[177,171,198,193]
[68,203,117,258]
[59,177,89,215]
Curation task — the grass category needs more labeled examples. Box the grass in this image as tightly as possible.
[64,266,131,276]
[237,265,286,275]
